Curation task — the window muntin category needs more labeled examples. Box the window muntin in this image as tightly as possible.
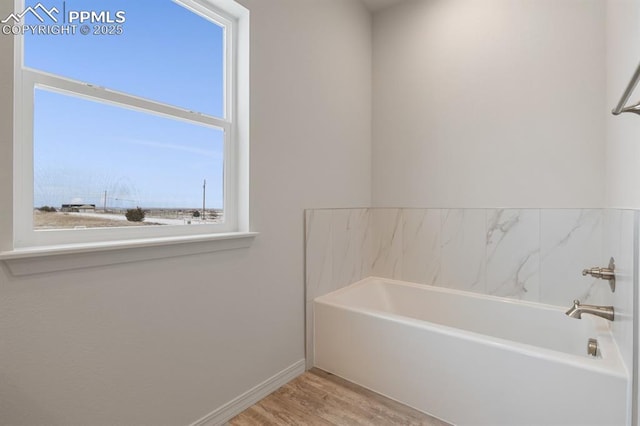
[23,0,226,118]
[13,0,241,249]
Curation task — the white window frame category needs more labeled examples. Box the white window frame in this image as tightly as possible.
[12,0,250,250]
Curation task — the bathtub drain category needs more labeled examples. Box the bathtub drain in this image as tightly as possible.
[587,338,598,357]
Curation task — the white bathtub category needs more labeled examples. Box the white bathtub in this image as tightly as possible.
[314,277,629,426]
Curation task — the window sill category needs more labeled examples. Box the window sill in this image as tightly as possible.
[0,232,258,276]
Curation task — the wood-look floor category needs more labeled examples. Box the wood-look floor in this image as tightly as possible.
[227,368,451,426]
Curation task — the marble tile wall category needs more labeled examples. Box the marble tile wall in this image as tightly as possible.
[307,208,611,302]
[305,208,636,370]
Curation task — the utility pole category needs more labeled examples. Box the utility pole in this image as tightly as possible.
[202,179,206,222]
[103,190,107,212]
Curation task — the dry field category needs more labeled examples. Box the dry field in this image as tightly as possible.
[33,211,155,229]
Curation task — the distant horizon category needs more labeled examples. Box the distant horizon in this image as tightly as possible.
[36,205,224,211]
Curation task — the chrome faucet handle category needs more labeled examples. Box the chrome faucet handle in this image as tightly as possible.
[582,267,612,278]
[581,258,616,293]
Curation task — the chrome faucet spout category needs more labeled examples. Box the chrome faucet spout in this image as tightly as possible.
[565,300,614,321]
[565,300,582,318]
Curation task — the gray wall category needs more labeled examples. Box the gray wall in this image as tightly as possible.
[0,0,372,424]
[372,0,606,208]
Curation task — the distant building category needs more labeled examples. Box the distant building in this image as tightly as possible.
[61,204,96,213]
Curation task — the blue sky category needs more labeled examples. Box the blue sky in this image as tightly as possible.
[25,0,225,209]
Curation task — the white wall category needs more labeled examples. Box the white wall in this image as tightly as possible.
[606,0,640,208]
[0,0,372,424]
[372,0,606,208]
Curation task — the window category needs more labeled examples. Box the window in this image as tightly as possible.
[13,0,249,249]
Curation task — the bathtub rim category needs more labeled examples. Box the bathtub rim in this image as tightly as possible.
[314,276,628,379]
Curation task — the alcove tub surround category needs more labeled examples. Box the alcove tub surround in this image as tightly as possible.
[305,207,636,384]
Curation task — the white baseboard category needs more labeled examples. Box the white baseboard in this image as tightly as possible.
[189,359,306,426]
